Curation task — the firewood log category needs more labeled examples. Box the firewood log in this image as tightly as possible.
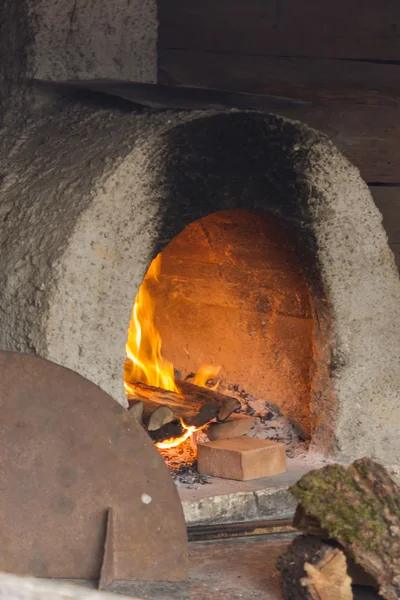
[277,536,352,600]
[289,458,400,600]
[184,403,220,427]
[147,406,174,431]
[128,401,143,426]
[302,547,353,600]
[148,420,183,444]
[127,379,241,427]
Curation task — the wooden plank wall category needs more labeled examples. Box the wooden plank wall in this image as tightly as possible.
[158,0,400,270]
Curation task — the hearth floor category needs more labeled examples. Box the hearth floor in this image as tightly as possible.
[179,455,329,525]
[22,534,378,600]
[188,535,378,600]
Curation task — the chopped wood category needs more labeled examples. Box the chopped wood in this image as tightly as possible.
[128,384,198,420]
[184,403,220,427]
[216,397,245,422]
[175,379,242,421]
[128,401,143,426]
[127,379,241,428]
[148,420,183,444]
[207,413,255,441]
[277,536,352,600]
[147,406,174,431]
[290,458,400,600]
[301,548,353,600]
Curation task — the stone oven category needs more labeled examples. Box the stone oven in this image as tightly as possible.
[1,105,400,466]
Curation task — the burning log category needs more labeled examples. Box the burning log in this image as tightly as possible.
[148,420,184,444]
[127,379,241,433]
[123,253,241,445]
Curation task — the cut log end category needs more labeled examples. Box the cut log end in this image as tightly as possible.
[277,536,352,600]
[301,548,353,600]
[128,401,143,426]
[147,406,174,431]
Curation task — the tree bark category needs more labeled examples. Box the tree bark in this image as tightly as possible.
[289,458,400,600]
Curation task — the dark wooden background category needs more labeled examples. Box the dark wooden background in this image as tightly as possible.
[158,0,400,270]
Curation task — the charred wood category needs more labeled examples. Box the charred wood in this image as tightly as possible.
[148,420,183,443]
[127,379,241,428]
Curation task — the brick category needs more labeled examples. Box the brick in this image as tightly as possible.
[207,414,255,441]
[197,438,286,481]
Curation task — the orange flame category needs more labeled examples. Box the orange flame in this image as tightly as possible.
[155,421,198,449]
[125,254,177,393]
[193,364,221,390]
[125,254,221,449]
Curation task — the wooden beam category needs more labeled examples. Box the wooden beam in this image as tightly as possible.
[262,104,400,184]
[389,242,400,271]
[370,186,400,271]
[159,0,400,61]
[159,56,400,182]
[370,187,400,242]
[160,52,400,107]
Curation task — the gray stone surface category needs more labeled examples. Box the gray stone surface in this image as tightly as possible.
[0,102,399,463]
[0,0,157,148]
[179,458,322,525]
[2,0,157,85]
[0,573,132,600]
[31,0,157,83]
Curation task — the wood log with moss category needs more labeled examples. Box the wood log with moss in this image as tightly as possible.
[288,458,400,600]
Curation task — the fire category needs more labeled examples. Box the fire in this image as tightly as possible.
[155,421,198,449]
[125,253,221,449]
[193,364,221,390]
[125,254,177,393]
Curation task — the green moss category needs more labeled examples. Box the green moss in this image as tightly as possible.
[290,461,395,554]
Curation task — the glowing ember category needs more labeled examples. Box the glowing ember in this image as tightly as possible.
[155,421,198,449]
[125,253,220,449]
[158,435,198,472]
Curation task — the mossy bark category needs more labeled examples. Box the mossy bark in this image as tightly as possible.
[289,458,400,600]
